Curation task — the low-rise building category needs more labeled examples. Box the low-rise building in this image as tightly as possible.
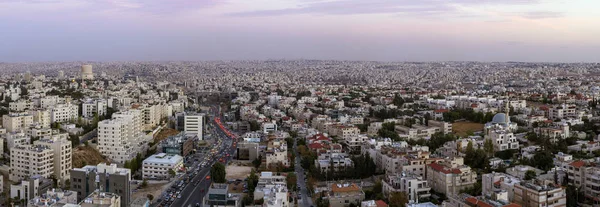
[160,133,197,157]
[203,183,242,207]
[328,183,365,207]
[28,189,79,207]
[142,153,183,180]
[10,175,53,202]
[78,191,121,207]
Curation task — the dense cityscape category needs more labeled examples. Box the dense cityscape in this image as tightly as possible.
[0,61,597,207]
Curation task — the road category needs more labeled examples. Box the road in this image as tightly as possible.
[295,138,314,207]
[168,105,238,207]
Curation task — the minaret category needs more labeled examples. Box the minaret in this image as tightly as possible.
[505,101,510,121]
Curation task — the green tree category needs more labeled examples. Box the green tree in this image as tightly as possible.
[389,192,408,207]
[247,169,259,195]
[525,170,537,180]
[146,194,154,201]
[141,179,148,188]
[484,139,494,155]
[210,162,227,183]
[168,169,176,177]
[286,173,297,191]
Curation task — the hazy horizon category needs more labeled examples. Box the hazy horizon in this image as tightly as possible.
[1,0,599,62]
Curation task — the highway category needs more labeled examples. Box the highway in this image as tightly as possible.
[168,105,237,207]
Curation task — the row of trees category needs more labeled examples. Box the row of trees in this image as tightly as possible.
[443,109,495,123]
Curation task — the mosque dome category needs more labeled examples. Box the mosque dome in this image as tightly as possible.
[491,113,510,124]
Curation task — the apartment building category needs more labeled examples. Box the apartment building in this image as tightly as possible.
[70,163,131,207]
[548,104,578,120]
[263,121,278,134]
[9,100,33,112]
[428,120,453,134]
[97,119,136,163]
[10,145,54,182]
[81,98,108,118]
[26,126,53,139]
[445,193,522,207]
[184,113,203,140]
[382,173,431,203]
[513,180,566,207]
[142,153,183,180]
[328,183,365,207]
[395,125,441,140]
[367,122,383,136]
[5,131,31,149]
[316,153,353,172]
[426,158,477,196]
[34,135,72,187]
[533,124,570,143]
[50,103,78,123]
[344,134,368,152]
[236,142,260,161]
[482,172,522,202]
[265,139,289,169]
[486,130,519,151]
[2,113,33,132]
[31,109,51,128]
[37,96,65,109]
[254,172,289,206]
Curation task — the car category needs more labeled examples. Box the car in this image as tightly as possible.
[196,203,200,207]
[177,194,182,199]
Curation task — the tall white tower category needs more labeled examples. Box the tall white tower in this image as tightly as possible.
[81,64,94,80]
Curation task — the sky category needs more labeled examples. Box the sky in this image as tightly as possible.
[0,0,599,62]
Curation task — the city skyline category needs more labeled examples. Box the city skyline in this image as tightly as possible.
[1,0,598,62]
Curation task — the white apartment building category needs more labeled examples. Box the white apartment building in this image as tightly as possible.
[142,153,183,180]
[382,173,431,203]
[37,96,65,109]
[184,114,203,140]
[34,135,72,187]
[26,126,53,139]
[81,99,108,118]
[254,172,289,207]
[395,125,440,140]
[486,130,519,151]
[10,145,54,182]
[97,119,137,164]
[2,113,33,132]
[548,104,579,120]
[31,109,51,128]
[5,132,31,149]
[9,100,33,112]
[141,104,165,130]
[50,103,78,123]
[344,134,368,152]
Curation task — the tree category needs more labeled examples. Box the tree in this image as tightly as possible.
[388,192,408,207]
[168,169,176,177]
[141,179,148,188]
[146,194,154,201]
[210,162,227,183]
[524,170,537,180]
[286,173,297,191]
[484,139,494,155]
[253,156,262,168]
[247,169,259,195]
